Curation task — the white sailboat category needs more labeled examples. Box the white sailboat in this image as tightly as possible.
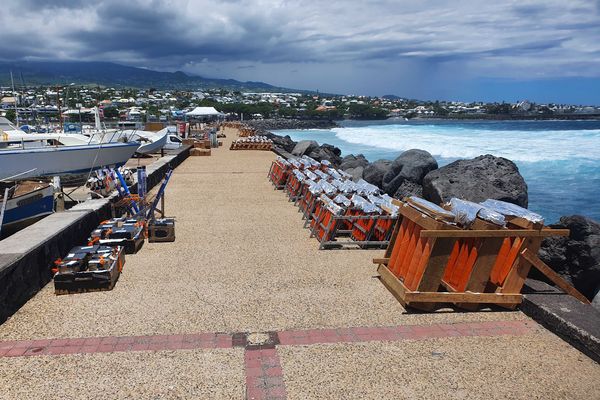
[0,117,139,181]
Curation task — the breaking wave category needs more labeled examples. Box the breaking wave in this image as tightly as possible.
[331,125,600,163]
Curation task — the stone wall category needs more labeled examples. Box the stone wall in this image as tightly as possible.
[0,146,191,324]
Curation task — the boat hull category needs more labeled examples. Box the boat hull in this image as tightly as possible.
[137,132,168,154]
[0,142,139,181]
[117,129,170,155]
[1,184,54,235]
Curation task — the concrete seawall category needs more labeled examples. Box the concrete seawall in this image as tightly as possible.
[0,146,190,324]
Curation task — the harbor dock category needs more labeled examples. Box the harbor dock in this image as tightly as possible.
[0,131,599,399]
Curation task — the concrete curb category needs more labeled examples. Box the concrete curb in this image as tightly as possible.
[0,146,190,324]
[521,279,600,363]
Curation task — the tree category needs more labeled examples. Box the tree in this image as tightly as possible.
[278,107,298,118]
[348,104,388,119]
[102,107,119,119]
[485,103,513,115]
[146,104,160,119]
[4,109,16,123]
[433,101,449,116]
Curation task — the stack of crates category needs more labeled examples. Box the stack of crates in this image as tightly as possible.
[54,245,124,294]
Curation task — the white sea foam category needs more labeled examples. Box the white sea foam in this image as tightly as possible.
[331,125,600,162]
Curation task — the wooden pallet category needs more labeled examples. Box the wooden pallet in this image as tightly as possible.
[374,199,570,311]
[268,160,291,189]
[230,142,273,150]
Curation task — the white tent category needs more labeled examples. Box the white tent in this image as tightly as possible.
[186,107,224,117]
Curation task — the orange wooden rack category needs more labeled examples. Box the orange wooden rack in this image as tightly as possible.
[374,199,570,311]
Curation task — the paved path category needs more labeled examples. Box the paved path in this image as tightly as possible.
[1,130,599,399]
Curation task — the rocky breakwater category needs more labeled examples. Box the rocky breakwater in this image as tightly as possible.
[243,118,338,131]
[355,151,527,209]
[242,119,341,161]
[539,216,600,308]
[422,155,529,207]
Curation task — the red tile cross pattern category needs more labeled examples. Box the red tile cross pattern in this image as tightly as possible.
[0,320,537,400]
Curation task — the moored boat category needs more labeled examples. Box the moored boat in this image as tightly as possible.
[0,141,140,181]
[0,181,54,236]
[0,117,140,181]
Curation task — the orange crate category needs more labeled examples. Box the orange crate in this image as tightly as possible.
[374,198,569,311]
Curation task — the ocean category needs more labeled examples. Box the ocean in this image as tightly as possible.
[274,119,600,224]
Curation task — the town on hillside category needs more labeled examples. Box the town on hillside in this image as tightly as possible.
[1,85,600,128]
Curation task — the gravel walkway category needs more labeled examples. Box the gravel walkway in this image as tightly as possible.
[1,128,598,399]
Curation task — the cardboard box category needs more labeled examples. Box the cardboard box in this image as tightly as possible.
[190,148,211,156]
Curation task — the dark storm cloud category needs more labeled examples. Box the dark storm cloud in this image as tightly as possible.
[1,0,599,81]
[19,0,87,8]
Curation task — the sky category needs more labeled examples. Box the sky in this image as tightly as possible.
[1,0,600,104]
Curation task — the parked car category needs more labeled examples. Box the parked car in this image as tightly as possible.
[163,134,182,150]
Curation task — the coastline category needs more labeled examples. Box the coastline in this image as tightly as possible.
[405,114,600,121]
[243,118,339,130]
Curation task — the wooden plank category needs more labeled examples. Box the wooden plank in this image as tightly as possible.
[405,197,455,222]
[398,202,452,231]
[500,237,541,295]
[377,263,408,307]
[373,258,389,264]
[420,229,570,238]
[520,249,590,304]
[404,291,522,304]
[505,216,543,230]
[391,198,404,207]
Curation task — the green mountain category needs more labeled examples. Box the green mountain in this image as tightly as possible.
[0,61,298,92]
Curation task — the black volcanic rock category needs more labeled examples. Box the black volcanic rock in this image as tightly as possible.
[422,154,528,207]
[308,143,342,167]
[382,149,437,196]
[539,215,600,304]
[263,132,297,153]
[345,166,365,182]
[363,159,392,188]
[340,154,369,170]
[291,140,319,156]
[393,180,423,199]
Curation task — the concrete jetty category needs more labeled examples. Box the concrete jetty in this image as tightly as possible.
[0,131,598,399]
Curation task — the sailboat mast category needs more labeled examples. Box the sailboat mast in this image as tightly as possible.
[56,86,63,132]
[10,71,20,126]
